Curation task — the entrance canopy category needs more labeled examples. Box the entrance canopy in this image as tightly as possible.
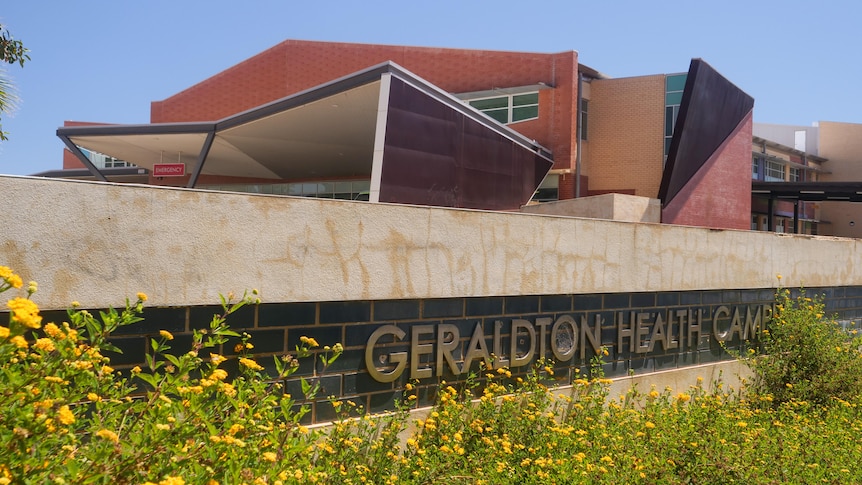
[57,62,553,210]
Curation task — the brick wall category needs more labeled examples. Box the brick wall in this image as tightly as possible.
[585,75,665,197]
[149,40,579,174]
[662,113,753,229]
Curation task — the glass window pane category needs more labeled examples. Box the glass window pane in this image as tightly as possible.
[666,74,687,92]
[484,109,509,123]
[512,92,538,106]
[665,106,675,137]
[352,180,370,193]
[538,174,559,189]
[665,91,683,105]
[512,105,538,122]
[469,97,508,110]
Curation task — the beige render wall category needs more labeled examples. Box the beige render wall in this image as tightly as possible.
[585,75,665,197]
[520,193,660,223]
[3,175,862,310]
[818,121,862,238]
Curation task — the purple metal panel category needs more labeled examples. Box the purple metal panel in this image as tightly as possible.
[379,77,552,210]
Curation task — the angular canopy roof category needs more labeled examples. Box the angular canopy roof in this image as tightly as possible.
[57,62,553,198]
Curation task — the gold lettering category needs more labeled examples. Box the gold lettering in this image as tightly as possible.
[493,320,509,369]
[510,319,535,367]
[410,325,434,379]
[463,322,492,372]
[635,312,651,353]
[436,324,461,376]
[550,315,577,362]
[617,311,635,353]
[536,317,552,361]
[365,325,407,383]
[713,306,731,342]
[581,314,602,359]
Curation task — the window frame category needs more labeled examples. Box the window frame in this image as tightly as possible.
[467,91,540,125]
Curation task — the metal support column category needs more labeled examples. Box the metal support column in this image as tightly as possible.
[186,131,215,188]
[767,198,774,232]
[58,134,108,182]
[793,201,800,234]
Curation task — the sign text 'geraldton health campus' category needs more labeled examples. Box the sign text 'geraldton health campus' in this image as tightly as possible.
[365,304,768,383]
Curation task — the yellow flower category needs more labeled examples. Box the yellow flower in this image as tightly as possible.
[58,405,75,425]
[7,297,42,329]
[95,428,119,444]
[0,266,23,288]
[210,369,228,381]
[87,392,101,402]
[10,335,28,349]
[158,477,185,485]
[300,336,319,348]
[43,322,64,339]
[645,421,656,429]
[159,330,174,341]
[210,353,226,366]
[0,326,10,339]
[33,338,55,353]
[131,366,142,374]
[263,451,277,462]
[137,292,148,302]
[239,357,264,371]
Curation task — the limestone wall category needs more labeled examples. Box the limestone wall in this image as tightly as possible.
[3,175,861,310]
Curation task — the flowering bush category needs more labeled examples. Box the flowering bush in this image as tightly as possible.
[0,266,355,484]
[4,264,862,484]
[742,286,862,405]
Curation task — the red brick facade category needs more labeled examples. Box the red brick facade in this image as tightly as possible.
[150,40,579,173]
[662,112,754,229]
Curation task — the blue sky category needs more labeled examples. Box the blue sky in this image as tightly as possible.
[1,0,860,176]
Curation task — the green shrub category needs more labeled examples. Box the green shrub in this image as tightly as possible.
[6,264,862,484]
[744,286,862,405]
[0,266,358,484]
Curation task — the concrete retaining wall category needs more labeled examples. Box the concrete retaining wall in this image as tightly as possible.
[3,175,861,310]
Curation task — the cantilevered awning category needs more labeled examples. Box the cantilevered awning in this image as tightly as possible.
[752,181,862,202]
[57,62,554,211]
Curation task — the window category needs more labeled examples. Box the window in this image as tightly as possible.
[200,179,371,200]
[764,160,784,182]
[580,99,588,140]
[468,92,539,124]
[664,74,686,158]
[752,156,761,180]
[789,167,801,182]
[80,148,134,169]
[531,174,559,202]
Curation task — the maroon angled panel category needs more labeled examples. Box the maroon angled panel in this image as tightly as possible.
[658,59,755,208]
[379,76,553,210]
